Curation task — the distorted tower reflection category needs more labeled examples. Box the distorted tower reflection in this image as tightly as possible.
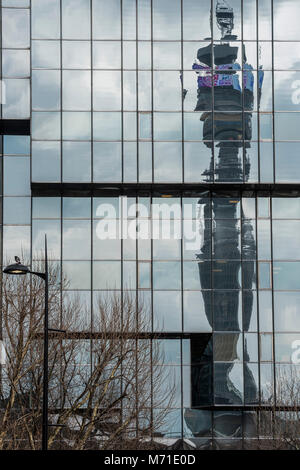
[185,0,262,441]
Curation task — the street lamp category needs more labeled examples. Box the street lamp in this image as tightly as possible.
[3,235,50,450]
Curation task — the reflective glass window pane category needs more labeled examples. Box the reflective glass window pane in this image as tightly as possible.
[183,262,202,290]
[183,291,212,332]
[123,142,137,182]
[275,143,300,183]
[93,41,121,69]
[138,42,151,69]
[243,0,257,40]
[153,42,181,69]
[273,221,300,260]
[63,142,91,182]
[260,333,273,362]
[63,261,91,289]
[214,333,243,362]
[32,41,61,69]
[93,221,121,260]
[93,261,121,289]
[260,364,274,404]
[63,198,91,218]
[4,156,30,196]
[32,219,61,260]
[32,197,61,219]
[4,136,30,155]
[153,262,181,290]
[184,143,212,183]
[32,141,61,182]
[63,220,91,260]
[153,0,181,40]
[274,292,300,332]
[32,0,60,39]
[274,42,300,70]
[274,0,300,40]
[138,0,151,40]
[154,142,182,182]
[153,72,181,111]
[258,0,272,40]
[3,79,30,119]
[3,226,30,264]
[32,70,60,111]
[258,262,271,289]
[122,73,136,113]
[93,142,122,182]
[138,71,152,110]
[2,8,29,47]
[3,50,30,78]
[123,42,136,69]
[259,290,273,332]
[3,197,31,225]
[62,41,91,69]
[3,0,30,5]
[273,262,300,290]
[244,333,258,362]
[63,71,91,110]
[93,71,121,111]
[272,198,300,218]
[275,334,300,363]
[153,113,182,141]
[32,112,61,140]
[62,0,91,39]
[257,219,271,260]
[138,262,151,289]
[214,363,243,405]
[123,261,136,289]
[63,112,91,140]
[182,0,211,40]
[93,112,121,140]
[93,0,121,39]
[153,291,182,331]
[274,72,300,111]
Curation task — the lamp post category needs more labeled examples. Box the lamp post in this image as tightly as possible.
[3,235,49,450]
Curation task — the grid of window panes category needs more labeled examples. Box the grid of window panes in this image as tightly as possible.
[1,1,30,119]
[28,193,300,443]
[2,0,300,447]
[27,0,300,184]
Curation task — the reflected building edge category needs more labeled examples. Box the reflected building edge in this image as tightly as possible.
[185,0,260,438]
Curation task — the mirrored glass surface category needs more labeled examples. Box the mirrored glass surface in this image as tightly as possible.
[93,142,122,181]
[63,142,91,182]
[63,261,91,289]
[62,41,91,69]
[153,0,181,40]
[93,0,121,39]
[63,220,91,260]
[63,71,91,110]
[93,261,121,289]
[32,141,61,182]
[32,70,60,111]
[62,0,91,39]
[63,112,91,140]
[2,8,30,47]
[153,291,182,331]
[32,219,61,260]
[32,40,61,69]
[3,50,30,78]
[32,0,60,39]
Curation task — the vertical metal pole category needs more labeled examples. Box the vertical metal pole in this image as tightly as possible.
[42,234,48,451]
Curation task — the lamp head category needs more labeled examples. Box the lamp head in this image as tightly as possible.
[3,259,30,276]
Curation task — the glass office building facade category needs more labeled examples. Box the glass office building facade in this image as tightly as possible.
[1,0,300,449]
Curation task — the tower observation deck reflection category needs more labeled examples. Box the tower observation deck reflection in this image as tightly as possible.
[184,0,263,442]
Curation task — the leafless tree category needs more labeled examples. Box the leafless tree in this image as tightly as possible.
[245,365,300,450]
[0,260,175,450]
